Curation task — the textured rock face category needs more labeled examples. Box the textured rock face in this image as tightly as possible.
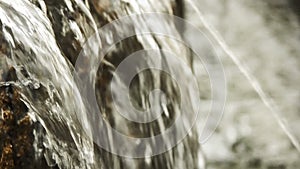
[0,84,33,169]
[0,66,50,169]
[0,0,200,169]
[0,65,33,168]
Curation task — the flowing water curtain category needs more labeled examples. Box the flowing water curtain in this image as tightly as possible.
[0,0,202,169]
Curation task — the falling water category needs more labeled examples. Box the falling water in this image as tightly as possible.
[1,0,299,169]
[0,0,202,168]
[0,0,94,168]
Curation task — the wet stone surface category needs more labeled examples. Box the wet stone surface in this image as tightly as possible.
[0,84,33,169]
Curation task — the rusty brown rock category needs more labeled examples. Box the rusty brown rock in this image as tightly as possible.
[0,85,34,169]
[0,142,14,169]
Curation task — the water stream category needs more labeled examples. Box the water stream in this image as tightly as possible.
[0,0,201,168]
[0,0,299,169]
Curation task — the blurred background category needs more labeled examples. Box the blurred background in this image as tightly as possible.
[187,0,300,168]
